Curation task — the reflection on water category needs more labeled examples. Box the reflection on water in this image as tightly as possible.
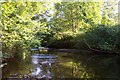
[2,51,120,79]
[31,54,57,79]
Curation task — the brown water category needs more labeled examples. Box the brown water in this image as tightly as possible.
[2,50,120,79]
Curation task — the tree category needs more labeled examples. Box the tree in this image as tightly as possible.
[49,2,102,33]
[0,2,47,54]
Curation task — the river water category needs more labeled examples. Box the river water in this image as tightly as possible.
[2,50,120,79]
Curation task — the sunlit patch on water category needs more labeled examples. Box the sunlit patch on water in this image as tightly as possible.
[31,54,57,79]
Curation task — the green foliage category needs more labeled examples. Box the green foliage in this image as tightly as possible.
[85,25,120,52]
[1,2,48,55]
[1,1,119,56]
[46,2,119,54]
[48,34,75,49]
[1,52,11,59]
[49,2,102,33]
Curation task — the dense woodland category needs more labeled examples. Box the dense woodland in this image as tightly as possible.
[0,2,120,59]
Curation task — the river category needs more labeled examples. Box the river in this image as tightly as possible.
[2,50,120,79]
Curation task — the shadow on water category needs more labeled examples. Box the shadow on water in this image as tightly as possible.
[2,52,33,78]
[71,52,120,78]
[50,51,120,79]
[2,50,120,79]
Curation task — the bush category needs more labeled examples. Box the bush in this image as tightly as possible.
[84,25,120,53]
[47,25,120,54]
